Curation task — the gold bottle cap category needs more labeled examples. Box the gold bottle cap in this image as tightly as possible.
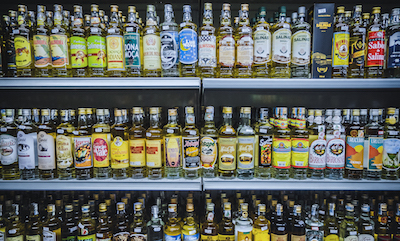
[121,197,128,205]
[380,203,387,211]
[41,109,50,116]
[70,109,76,116]
[96,109,104,116]
[372,7,381,14]
[205,3,212,10]
[136,12,140,18]
[18,5,26,12]
[238,198,244,205]
[221,192,227,198]
[134,202,142,211]
[224,202,231,210]
[55,199,62,206]
[223,106,233,114]
[289,200,295,207]
[78,108,86,115]
[114,109,122,117]
[187,197,193,204]
[186,203,194,212]
[99,203,107,212]
[223,3,231,11]
[168,108,178,116]
[110,5,119,12]
[352,109,360,116]
[223,198,229,204]
[128,6,136,13]
[234,17,239,23]
[308,109,314,115]
[272,199,277,206]
[185,106,194,114]
[22,109,30,116]
[65,205,73,212]
[241,107,251,114]
[47,204,55,212]
[117,202,125,211]
[150,107,159,114]
[296,205,302,213]
[207,202,215,211]
[345,11,352,17]
[363,12,370,19]
[337,6,345,14]
[387,108,396,115]
[132,107,142,114]
[206,198,212,203]
[259,204,266,212]
[9,10,17,17]
[91,4,99,9]
[86,108,93,114]
[74,5,82,12]
[99,9,104,16]
[170,198,178,204]
[241,203,248,212]
[241,4,249,11]
[355,5,362,12]
[105,199,111,206]
[315,109,322,116]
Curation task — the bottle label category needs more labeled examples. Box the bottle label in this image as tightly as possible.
[271,234,288,241]
[219,35,235,67]
[218,235,234,241]
[70,36,88,68]
[253,229,270,241]
[345,136,364,170]
[308,139,327,169]
[367,30,385,67]
[218,137,237,171]
[124,33,140,68]
[253,29,271,64]
[165,137,182,167]
[6,236,23,241]
[38,131,56,169]
[0,230,4,241]
[62,236,76,241]
[237,137,255,169]
[258,135,272,167]
[113,232,130,241]
[182,233,199,241]
[290,235,305,241]
[87,36,107,68]
[198,34,217,67]
[326,138,345,169]
[382,138,400,170]
[17,131,36,169]
[74,136,92,169]
[367,137,383,171]
[358,234,374,241]
[332,32,350,67]
[92,133,110,168]
[143,35,161,70]
[56,134,73,169]
[344,236,358,241]
[129,138,146,167]
[146,139,162,168]
[110,137,129,168]
[237,35,254,67]
[200,235,218,240]
[130,234,147,240]
[161,31,179,69]
[237,231,252,241]
[0,134,18,165]
[14,36,32,67]
[96,238,110,241]
[50,34,69,67]
[43,229,59,241]
[291,30,311,66]
[165,234,181,241]
[291,138,309,168]
[26,235,41,241]
[387,32,400,68]
[200,136,217,169]
[179,29,198,64]
[78,235,95,241]
[349,36,365,67]
[272,138,291,169]
[182,137,200,170]
[106,35,125,70]
[325,234,339,241]
[33,35,51,68]
[272,28,291,64]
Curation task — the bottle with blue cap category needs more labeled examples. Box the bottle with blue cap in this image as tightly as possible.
[78,205,95,241]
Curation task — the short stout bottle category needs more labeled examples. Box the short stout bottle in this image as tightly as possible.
[182,107,201,179]
[129,107,147,179]
[345,109,364,180]
[38,109,57,180]
[163,108,183,179]
[200,106,218,178]
[218,107,237,179]
[110,109,130,179]
[237,107,255,179]
[73,108,93,180]
[146,107,164,179]
[92,109,111,179]
[56,110,75,180]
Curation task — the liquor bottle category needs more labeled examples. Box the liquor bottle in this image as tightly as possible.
[366,7,385,78]
[252,7,271,78]
[14,5,34,77]
[218,202,235,240]
[50,4,71,77]
[84,15,91,31]
[70,5,88,77]
[237,107,255,179]
[290,6,311,78]
[179,5,198,77]
[147,205,164,241]
[77,205,95,241]
[308,110,327,179]
[110,109,130,179]
[0,109,19,180]
[26,203,42,241]
[382,108,400,179]
[234,4,253,78]
[339,203,358,241]
[182,203,199,240]
[306,204,323,241]
[61,205,77,241]
[324,203,339,241]
[217,3,235,78]
[160,4,179,77]
[73,108,93,180]
[272,107,291,179]
[364,109,384,180]
[5,11,17,77]
[345,109,364,180]
[358,204,375,241]
[129,107,146,178]
[235,203,253,240]
[271,204,288,241]
[165,204,182,240]
[325,109,345,180]
[0,205,5,241]
[182,107,201,179]
[291,107,309,179]
[96,203,111,241]
[130,202,147,240]
[218,107,237,179]
[200,106,218,178]
[253,204,270,241]
[163,108,182,179]
[385,8,400,77]
[56,110,75,180]
[146,107,164,179]
[143,5,161,77]
[234,17,240,31]
[91,109,111,179]
[254,108,273,179]
[201,202,217,240]
[38,109,57,180]
[289,205,304,241]
[348,5,366,78]
[106,5,125,77]
[113,202,130,241]
[331,6,350,78]
[123,6,141,77]
[6,204,24,241]
[43,204,61,241]
[270,6,291,78]
[87,4,107,77]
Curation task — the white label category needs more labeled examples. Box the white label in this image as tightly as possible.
[57,129,64,134]
[146,132,151,137]
[308,138,327,169]
[189,230,196,235]
[37,131,56,170]
[349,232,357,236]
[253,29,272,64]
[13,29,19,34]
[180,23,185,27]
[43,230,56,241]
[162,26,169,30]
[167,129,174,134]
[237,35,254,67]
[261,226,269,231]
[330,230,338,234]
[205,229,212,234]
[127,27,134,32]
[108,29,115,34]
[198,34,217,67]
[189,131,197,135]
[0,134,18,165]
[364,226,373,231]
[326,138,345,169]
[17,131,37,169]
[291,30,311,66]
[8,229,16,234]
[272,28,291,64]
[358,234,374,241]
[278,227,285,231]
[134,228,141,233]
[95,128,102,133]
[51,29,58,34]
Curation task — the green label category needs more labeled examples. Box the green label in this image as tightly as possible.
[77,234,95,241]
[87,36,106,68]
[124,33,140,68]
[6,236,24,241]
[62,236,76,241]
[70,36,87,68]
[26,235,41,241]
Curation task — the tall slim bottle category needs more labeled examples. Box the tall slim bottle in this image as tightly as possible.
[218,107,237,179]
[130,202,147,240]
[70,5,88,77]
[236,107,255,179]
[325,109,345,180]
[271,204,288,241]
[254,108,273,179]
[165,204,181,240]
[331,6,350,78]
[253,204,270,240]
[43,204,61,241]
[324,203,339,241]
[198,3,217,78]
[364,109,384,180]
[146,107,164,179]
[345,109,364,180]
[291,6,311,78]
[308,110,327,179]
[339,204,358,241]
[33,5,52,77]
[87,4,107,77]
[306,204,324,241]
[110,109,130,179]
[234,4,253,78]
[200,106,218,178]
[252,7,271,78]
[26,203,42,241]
[124,6,141,77]
[382,108,400,179]
[217,4,235,78]
[5,11,17,77]
[348,5,366,78]
[14,5,34,77]
[291,107,309,179]
[0,109,19,180]
[129,107,147,178]
[235,203,253,240]
[386,8,400,77]
[5,204,24,241]
[163,108,182,179]
[147,205,164,240]
[96,203,112,241]
[38,109,57,180]
[92,109,111,179]
[179,5,198,77]
[358,204,375,241]
[73,108,93,180]
[366,7,385,78]
[61,205,77,241]
[106,5,125,77]
[218,202,235,240]
[272,107,291,179]
[113,202,130,241]
[56,110,75,179]
[77,206,95,241]
[182,107,201,179]
[160,4,179,77]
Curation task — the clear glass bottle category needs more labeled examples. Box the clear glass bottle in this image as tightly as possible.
[160,4,179,77]
[106,5,125,77]
[235,203,253,240]
[339,204,358,241]
[129,107,147,179]
[198,3,217,78]
[182,107,201,179]
[73,108,93,180]
[178,5,198,77]
[358,204,375,241]
[217,4,235,78]
[165,204,182,240]
[252,7,271,78]
[130,202,147,240]
[147,205,164,241]
[5,204,24,241]
[308,110,327,179]
[56,110,75,180]
[254,108,273,179]
[124,6,141,77]
[253,204,270,240]
[201,202,218,240]
[385,8,400,77]
[290,107,309,179]
[345,109,364,180]
[96,203,111,241]
[272,107,291,179]
[26,203,42,241]
[366,7,385,78]
[38,109,57,180]
[33,5,52,77]
[325,109,345,180]
[14,5,34,77]
[110,109,130,179]
[218,107,237,179]
[43,204,61,241]
[143,5,161,77]
[70,5,88,77]
[61,204,77,241]
[218,202,235,240]
[364,109,384,180]
[146,107,164,179]
[237,107,255,179]
[348,5,366,78]
[87,4,107,77]
[1,109,19,180]
[77,205,95,241]
[89,109,110,179]
[234,4,253,78]
[271,203,288,241]
[113,202,130,241]
[324,203,339,241]
[163,108,182,179]
[331,6,350,78]
[5,11,17,77]
[200,106,218,178]
[382,108,400,179]
[306,204,324,241]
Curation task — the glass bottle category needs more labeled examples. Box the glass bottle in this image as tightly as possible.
[61,205,77,241]
[123,6,141,77]
[365,7,385,78]
[182,203,199,240]
[70,5,88,77]
[218,202,235,240]
[385,8,400,77]
[252,7,271,78]
[56,110,75,180]
[393,203,400,241]
[160,4,179,77]
[95,203,110,240]
[324,203,339,241]
[5,11,17,77]
[235,203,253,240]
[147,205,164,241]
[272,107,291,179]
[325,109,345,180]
[32,5,51,77]
[290,107,309,179]
[254,108,273,179]
[130,202,147,240]
[253,204,270,240]
[77,205,95,241]
[271,203,288,241]
[113,202,130,241]
[308,110,327,179]
[339,204,358,241]
[38,109,57,180]
[110,109,130,179]
[270,6,291,78]
[382,108,400,179]
[6,204,24,241]
[200,106,218,178]
[163,108,182,179]
[91,109,111,179]
[364,109,384,180]
[331,6,350,78]
[87,4,107,77]
[306,204,324,241]
[143,5,161,77]
[345,109,364,180]
[198,3,217,78]
[26,203,42,241]
[73,108,93,180]
[348,5,366,78]
[128,107,147,179]
[234,4,253,78]
[218,107,237,179]
[358,204,375,241]
[165,204,182,240]
[179,5,198,77]
[106,5,125,77]
[0,205,6,241]
[43,204,61,241]
[217,4,235,78]
[146,107,164,179]
[236,107,255,179]
[182,107,201,179]
[200,202,218,240]
[14,5,34,77]
[1,109,19,180]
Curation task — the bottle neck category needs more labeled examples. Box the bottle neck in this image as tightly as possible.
[82,211,90,219]
[110,11,119,26]
[115,115,124,125]
[37,12,45,27]
[168,114,178,125]
[223,113,232,126]
[280,12,286,23]
[185,113,195,127]
[73,12,83,27]
[132,113,142,127]
[240,113,251,126]
[41,114,51,124]
[352,115,360,124]
[203,9,213,25]
[146,10,157,26]
[164,10,175,23]
[221,10,231,25]
[183,11,192,22]
[239,10,249,26]
[128,12,137,24]
[150,113,160,127]
[78,114,88,128]
[91,10,100,26]
[96,114,106,124]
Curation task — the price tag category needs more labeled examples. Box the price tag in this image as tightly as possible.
[69,226,77,232]
[189,230,196,235]
[154,227,161,232]
[162,26,169,30]
[278,227,285,231]
[350,231,357,236]
[57,129,64,134]
[167,129,174,134]
[147,29,154,34]
[108,29,115,34]
[96,233,104,238]
[201,31,208,35]
[378,130,384,135]
[205,229,212,234]
[51,29,58,34]
[189,130,197,135]
[9,229,16,234]
[260,129,267,134]
[365,226,373,230]
[261,226,268,231]
[95,128,102,133]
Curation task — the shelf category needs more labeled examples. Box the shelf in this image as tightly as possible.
[0,178,202,191]
[202,78,400,90]
[202,178,400,191]
[0,78,201,90]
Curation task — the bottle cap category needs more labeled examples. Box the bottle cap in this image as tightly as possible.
[132,107,142,114]
[149,107,159,114]
[360,109,368,115]
[224,202,231,210]
[183,5,192,13]
[380,203,387,211]
[259,204,266,212]
[74,5,82,12]
[241,203,248,212]
[99,203,107,212]
[186,203,194,212]
[223,106,232,114]
[110,5,119,12]
[128,6,136,13]
[65,204,73,212]
[205,3,212,11]
[134,202,142,211]
[117,202,125,211]
[82,205,90,213]
[352,109,360,116]
[207,202,215,211]
[114,109,122,117]
[168,108,177,116]
[241,4,249,11]
[96,109,104,116]
[346,203,354,212]
[185,106,194,114]
[372,7,381,14]
[295,205,302,213]
[337,6,345,13]
[223,3,231,11]
[41,109,50,115]
[78,108,86,115]
[47,204,55,212]
[240,107,251,114]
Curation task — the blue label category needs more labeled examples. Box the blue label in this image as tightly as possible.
[179,29,198,64]
[182,233,199,241]
[165,234,182,241]
[161,31,179,69]
[387,32,400,68]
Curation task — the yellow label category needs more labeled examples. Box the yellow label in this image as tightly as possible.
[272,138,291,169]
[78,234,95,241]
[6,235,23,241]
[201,136,217,168]
[271,233,288,241]
[56,134,74,169]
[291,138,309,168]
[106,35,125,70]
[15,36,32,67]
[332,32,350,67]
[200,234,218,240]
[92,133,110,168]
[290,235,305,241]
[50,34,69,67]
[146,139,162,168]
[111,137,129,168]
[143,34,161,70]
[129,139,146,167]
[253,228,270,241]
[218,234,235,241]
[237,137,255,170]
[218,137,237,171]
[237,231,252,241]
[325,234,339,241]
[26,235,41,241]
[164,137,182,167]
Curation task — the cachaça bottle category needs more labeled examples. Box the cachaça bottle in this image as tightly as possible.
[348,5,366,78]
[0,109,17,180]
[237,107,255,179]
[218,107,237,179]
[217,3,235,78]
[306,204,324,241]
[77,205,95,241]
[272,107,291,180]
[96,203,112,241]
[110,109,130,179]
[324,203,339,241]
[92,109,111,179]
[163,108,182,179]
[130,202,147,240]
[61,205,77,241]
[325,109,345,180]
[252,7,271,78]
[345,109,364,180]
[253,204,270,240]
[70,5,88,77]
[234,4,253,78]
[147,205,164,241]
[331,6,350,78]
[5,11,17,77]
[56,110,75,180]
[201,202,218,240]
[14,5,34,77]
[113,202,130,241]
[364,109,384,180]
[200,106,218,178]
[271,203,288,241]
[146,107,164,179]
[5,204,24,241]
[179,5,198,77]
[165,204,181,240]
[182,106,201,179]
[106,5,125,77]
[290,107,309,179]
[129,107,147,179]
[254,108,273,179]
[339,203,358,241]
[198,3,217,78]
[26,203,42,241]
[308,110,327,179]
[38,109,57,180]
[218,202,234,240]
[385,8,400,77]
[160,4,179,77]
[43,204,61,241]
[73,108,93,180]
[143,5,161,77]
[358,204,375,241]
[124,6,141,77]
[33,5,52,77]
[87,4,107,77]
[366,7,385,78]
[182,203,200,240]
[382,107,400,179]
[290,205,305,241]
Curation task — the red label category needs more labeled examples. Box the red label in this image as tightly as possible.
[93,138,108,162]
[130,146,144,154]
[367,31,385,67]
[147,146,158,154]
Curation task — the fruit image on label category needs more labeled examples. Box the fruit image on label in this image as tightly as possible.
[129,139,146,167]
[146,139,162,168]
[74,137,92,169]
[33,35,51,68]
[165,137,181,167]
[218,137,236,171]
[14,36,32,67]
[106,35,125,70]
[56,135,73,169]
[200,136,217,168]
[367,137,383,171]
[92,134,110,168]
[111,137,129,169]
[272,138,291,168]
[50,34,69,67]
[345,136,364,170]
[87,36,106,68]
